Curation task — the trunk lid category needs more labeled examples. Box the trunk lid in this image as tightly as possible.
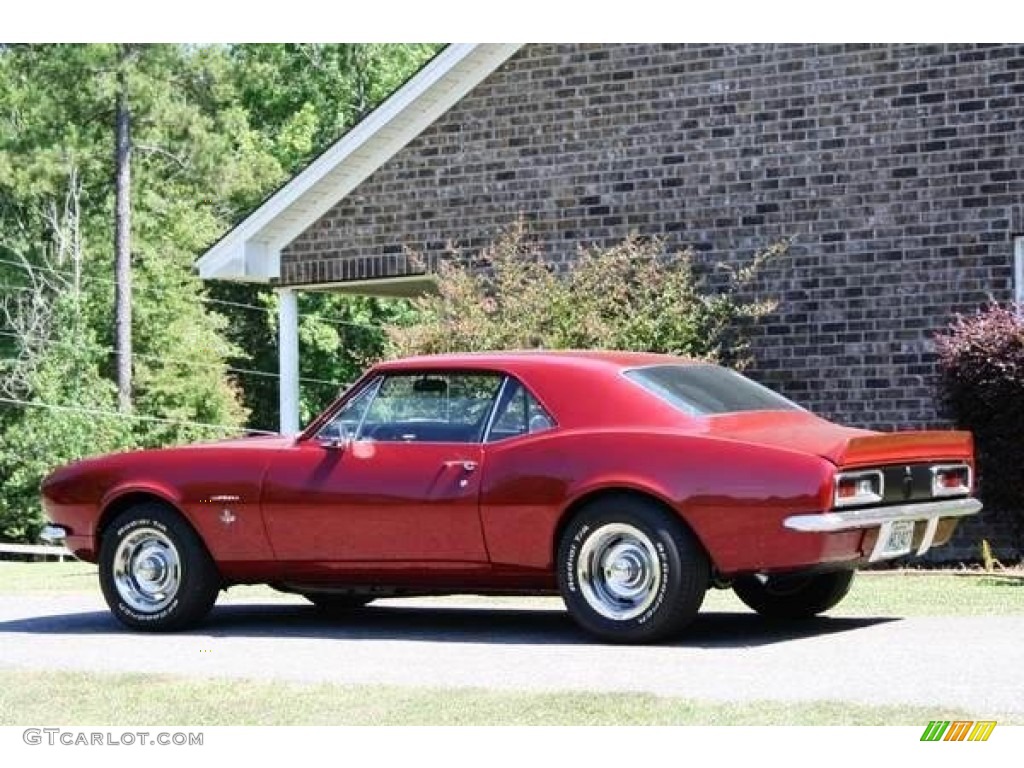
[703,410,973,467]
[822,429,974,467]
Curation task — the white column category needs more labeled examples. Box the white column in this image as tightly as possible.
[277,287,300,436]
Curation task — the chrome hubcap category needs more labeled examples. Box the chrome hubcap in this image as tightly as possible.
[112,527,181,613]
[577,523,661,620]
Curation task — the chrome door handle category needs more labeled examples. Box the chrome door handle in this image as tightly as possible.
[443,460,478,472]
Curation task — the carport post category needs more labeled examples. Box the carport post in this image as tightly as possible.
[278,287,300,436]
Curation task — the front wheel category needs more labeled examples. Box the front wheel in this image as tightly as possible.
[557,496,709,644]
[732,569,855,619]
[99,503,220,631]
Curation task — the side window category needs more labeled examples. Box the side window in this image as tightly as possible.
[317,379,379,441]
[486,379,555,442]
[358,372,503,443]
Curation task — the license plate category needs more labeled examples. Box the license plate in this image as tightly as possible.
[870,520,915,561]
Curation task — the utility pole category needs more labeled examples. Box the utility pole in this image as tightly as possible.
[113,48,132,413]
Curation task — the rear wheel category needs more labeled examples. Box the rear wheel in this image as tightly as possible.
[732,569,855,619]
[557,495,709,644]
[99,503,220,631]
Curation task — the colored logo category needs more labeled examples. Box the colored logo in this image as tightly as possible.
[920,721,996,742]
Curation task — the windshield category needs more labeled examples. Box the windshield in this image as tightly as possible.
[624,364,802,416]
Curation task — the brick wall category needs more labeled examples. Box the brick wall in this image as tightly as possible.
[282,44,1024,561]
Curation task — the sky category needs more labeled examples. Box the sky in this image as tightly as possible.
[1,1,1005,44]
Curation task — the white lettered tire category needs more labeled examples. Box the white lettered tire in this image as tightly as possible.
[557,495,709,643]
[99,503,220,631]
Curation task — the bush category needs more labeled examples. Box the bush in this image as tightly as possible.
[934,303,1024,533]
[386,222,784,370]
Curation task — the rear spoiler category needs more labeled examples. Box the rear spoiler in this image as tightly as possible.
[825,430,974,467]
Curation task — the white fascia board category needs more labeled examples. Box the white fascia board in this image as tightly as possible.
[196,241,243,281]
[243,240,277,281]
[196,43,523,284]
[197,241,277,283]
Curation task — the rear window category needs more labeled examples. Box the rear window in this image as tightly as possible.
[624,364,802,416]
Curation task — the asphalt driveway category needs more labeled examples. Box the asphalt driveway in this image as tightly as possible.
[0,592,1021,715]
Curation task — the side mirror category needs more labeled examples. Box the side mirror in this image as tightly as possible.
[318,424,354,451]
[321,435,351,451]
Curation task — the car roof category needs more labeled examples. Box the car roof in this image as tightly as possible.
[372,349,699,374]
[298,350,708,439]
[349,350,714,434]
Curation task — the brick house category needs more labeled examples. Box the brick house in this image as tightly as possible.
[198,44,1024,559]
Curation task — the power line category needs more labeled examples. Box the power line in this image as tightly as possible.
[0,330,345,387]
[0,395,278,435]
[0,257,397,331]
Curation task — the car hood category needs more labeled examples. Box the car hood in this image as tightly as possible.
[43,434,293,488]
[185,434,294,451]
[701,411,973,466]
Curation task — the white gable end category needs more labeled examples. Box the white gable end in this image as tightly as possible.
[197,44,523,283]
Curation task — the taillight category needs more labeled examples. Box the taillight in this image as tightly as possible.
[833,470,884,508]
[931,464,971,497]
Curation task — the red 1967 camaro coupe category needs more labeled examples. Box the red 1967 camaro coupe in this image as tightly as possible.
[40,351,981,643]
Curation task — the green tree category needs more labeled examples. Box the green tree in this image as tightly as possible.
[229,44,440,169]
[0,44,259,441]
[0,45,259,540]
[0,43,438,541]
[0,313,136,541]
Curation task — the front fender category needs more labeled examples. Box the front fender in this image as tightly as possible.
[43,446,276,569]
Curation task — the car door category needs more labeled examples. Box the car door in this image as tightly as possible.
[261,371,503,564]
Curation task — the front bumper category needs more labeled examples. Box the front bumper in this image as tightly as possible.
[783,498,982,560]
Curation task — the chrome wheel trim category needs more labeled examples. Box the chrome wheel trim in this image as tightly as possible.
[576,523,661,621]
[112,527,181,613]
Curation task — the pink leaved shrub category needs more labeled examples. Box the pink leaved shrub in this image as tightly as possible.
[934,303,1024,516]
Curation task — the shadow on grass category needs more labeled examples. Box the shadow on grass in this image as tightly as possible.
[0,601,898,649]
[945,569,1024,587]
[972,576,1024,588]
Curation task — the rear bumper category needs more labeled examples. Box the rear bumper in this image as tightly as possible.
[783,497,982,559]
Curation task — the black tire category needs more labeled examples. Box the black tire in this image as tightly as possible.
[557,495,709,644]
[303,594,374,612]
[98,502,220,631]
[732,569,855,619]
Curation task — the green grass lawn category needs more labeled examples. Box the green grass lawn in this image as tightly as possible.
[0,669,1014,726]
[2,561,1021,616]
[0,561,99,593]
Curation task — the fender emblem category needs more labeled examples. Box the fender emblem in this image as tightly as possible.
[219,509,237,526]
